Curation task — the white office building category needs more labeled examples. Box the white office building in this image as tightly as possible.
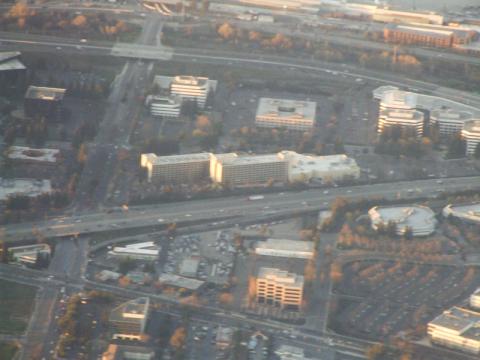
[428,306,480,354]
[368,205,437,236]
[378,108,425,137]
[462,120,480,156]
[278,151,360,183]
[147,95,182,118]
[256,267,304,310]
[471,289,480,310]
[255,239,314,259]
[8,244,51,265]
[255,98,316,131]
[140,153,210,183]
[443,203,480,224]
[209,153,289,186]
[430,109,475,136]
[108,242,160,261]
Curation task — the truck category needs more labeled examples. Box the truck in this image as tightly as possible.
[248,195,264,201]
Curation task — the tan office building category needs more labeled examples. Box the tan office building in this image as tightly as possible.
[140,153,210,183]
[255,98,316,131]
[256,267,304,310]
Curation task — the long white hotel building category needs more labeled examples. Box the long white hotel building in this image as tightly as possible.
[462,120,480,156]
[256,267,304,310]
[140,153,210,183]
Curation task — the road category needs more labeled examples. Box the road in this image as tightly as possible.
[2,176,479,242]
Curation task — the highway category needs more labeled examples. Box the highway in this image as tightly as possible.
[2,176,479,242]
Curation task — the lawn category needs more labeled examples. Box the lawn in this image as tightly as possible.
[0,280,37,335]
[0,342,18,360]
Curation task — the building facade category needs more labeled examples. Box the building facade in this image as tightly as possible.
[430,109,474,136]
[170,75,212,108]
[109,297,150,340]
[147,95,182,118]
[24,86,66,121]
[256,267,304,310]
[462,120,480,156]
[378,108,425,137]
[255,98,316,131]
[140,153,210,183]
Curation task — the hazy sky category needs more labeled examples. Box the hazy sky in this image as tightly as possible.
[387,0,478,11]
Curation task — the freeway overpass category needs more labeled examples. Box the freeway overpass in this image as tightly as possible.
[2,176,479,242]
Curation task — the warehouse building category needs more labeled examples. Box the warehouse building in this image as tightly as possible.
[24,86,66,122]
[210,153,289,186]
[372,8,444,25]
[443,203,480,224]
[256,267,304,310]
[428,306,480,354]
[140,153,210,183]
[368,205,437,236]
[254,239,314,259]
[109,297,150,340]
[255,98,316,131]
[278,151,360,183]
[462,120,480,156]
[157,273,205,291]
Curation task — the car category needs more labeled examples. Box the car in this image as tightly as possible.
[323,190,329,194]
[56,46,62,50]
[80,38,87,43]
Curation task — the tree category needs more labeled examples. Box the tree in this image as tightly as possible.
[446,134,466,159]
[71,15,87,27]
[218,22,235,40]
[365,344,386,360]
[170,327,186,349]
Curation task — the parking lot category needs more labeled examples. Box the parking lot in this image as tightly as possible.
[330,261,480,340]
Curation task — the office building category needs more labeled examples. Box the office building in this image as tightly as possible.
[256,267,304,310]
[462,120,480,156]
[368,205,437,236]
[443,203,480,224]
[0,178,52,201]
[430,109,475,136]
[372,8,444,25]
[254,239,314,259]
[8,244,51,266]
[210,153,288,186]
[377,108,425,137]
[102,344,155,360]
[108,242,160,261]
[24,86,66,121]
[215,326,234,349]
[255,98,316,131]
[178,257,200,278]
[153,75,216,108]
[428,306,480,354]
[140,152,210,183]
[278,151,360,183]
[147,95,182,118]
[109,297,150,340]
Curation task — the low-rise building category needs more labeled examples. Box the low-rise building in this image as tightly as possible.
[109,297,150,340]
[442,203,480,224]
[254,239,314,259]
[7,146,60,164]
[153,75,217,108]
[256,267,304,310]
[377,108,425,137]
[278,151,360,183]
[178,257,200,278]
[430,109,475,136]
[215,326,234,349]
[108,242,160,261]
[97,270,122,282]
[102,344,155,360]
[0,178,52,201]
[255,98,316,131]
[157,273,205,291]
[24,85,66,122]
[8,244,50,266]
[428,306,480,354]
[462,120,480,156]
[368,205,437,236]
[146,95,182,118]
[140,152,210,183]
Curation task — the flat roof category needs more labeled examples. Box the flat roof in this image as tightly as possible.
[369,205,436,233]
[0,178,52,201]
[8,146,60,163]
[158,273,204,290]
[102,344,155,360]
[153,75,218,92]
[110,297,149,324]
[444,203,480,219]
[380,108,424,121]
[256,97,316,121]
[219,153,285,166]
[430,108,474,122]
[0,51,25,72]
[141,152,210,165]
[258,267,304,287]
[25,86,66,101]
[179,258,200,276]
[430,307,480,338]
[256,238,314,253]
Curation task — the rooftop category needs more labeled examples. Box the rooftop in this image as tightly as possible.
[153,75,217,92]
[256,98,316,121]
[25,86,66,101]
[368,205,437,235]
[0,178,52,201]
[0,51,26,72]
[102,344,154,360]
[173,75,208,87]
[255,238,314,254]
[217,153,285,166]
[109,241,160,257]
[430,108,475,122]
[463,120,480,134]
[430,306,480,339]
[8,146,60,163]
[110,297,150,324]
[380,108,425,121]
[258,267,304,287]
[141,153,210,166]
[158,273,204,290]
[443,203,480,221]
[179,257,200,277]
